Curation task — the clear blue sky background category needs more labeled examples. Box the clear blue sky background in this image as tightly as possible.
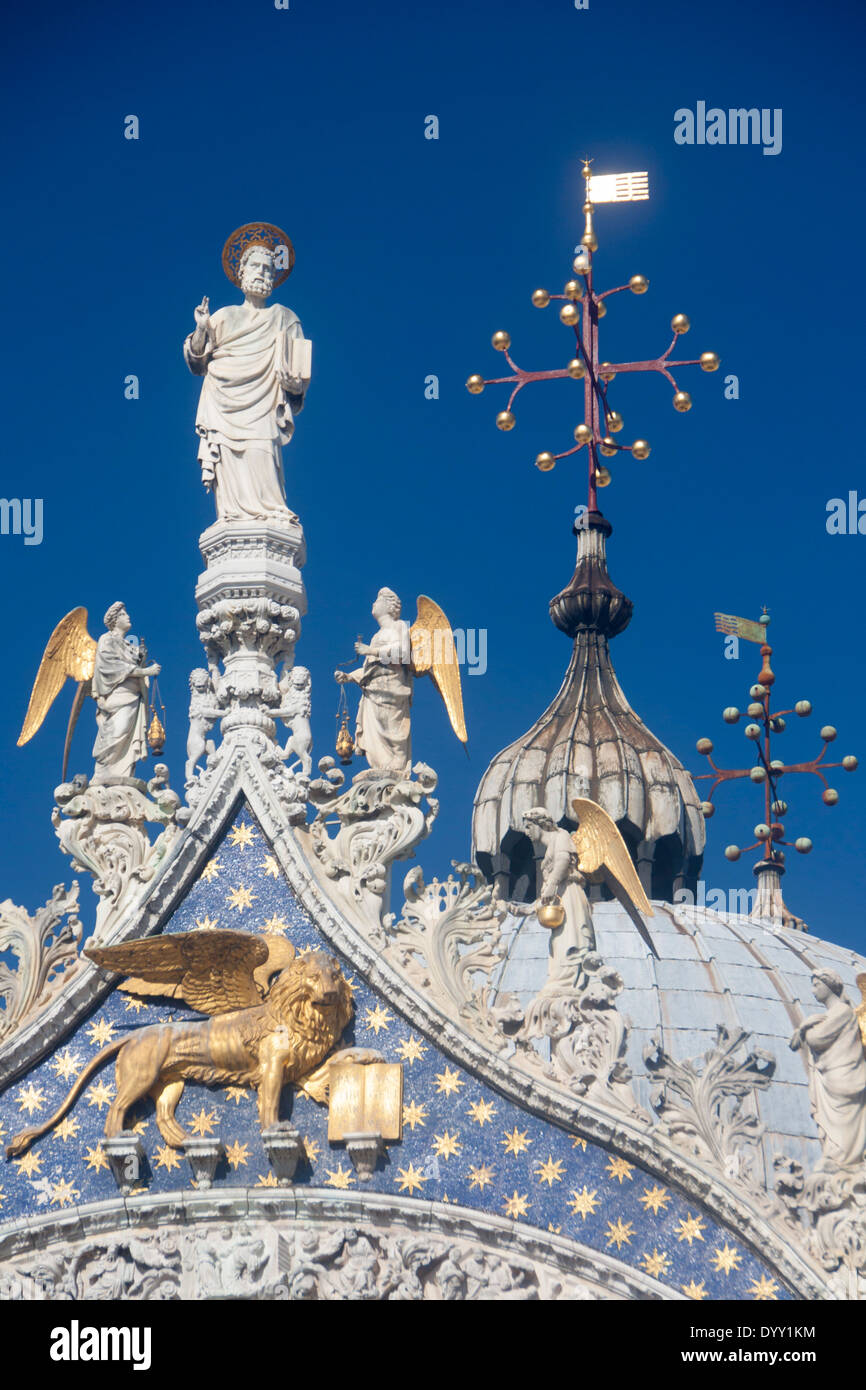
[1,0,864,950]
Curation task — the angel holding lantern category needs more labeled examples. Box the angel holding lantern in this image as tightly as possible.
[335,588,467,776]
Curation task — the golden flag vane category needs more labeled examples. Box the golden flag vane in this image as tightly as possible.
[466,157,721,513]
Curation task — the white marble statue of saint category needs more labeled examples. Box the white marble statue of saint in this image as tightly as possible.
[790,969,866,1170]
[184,222,310,525]
[335,588,413,777]
[91,602,161,782]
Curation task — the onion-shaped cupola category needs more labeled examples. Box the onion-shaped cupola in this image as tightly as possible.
[472,510,705,903]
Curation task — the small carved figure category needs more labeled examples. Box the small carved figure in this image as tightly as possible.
[277,664,312,777]
[17,603,160,782]
[7,931,381,1155]
[335,590,467,776]
[790,969,866,1170]
[186,668,221,782]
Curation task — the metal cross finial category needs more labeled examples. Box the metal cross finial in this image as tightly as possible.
[694,619,858,867]
[466,159,721,514]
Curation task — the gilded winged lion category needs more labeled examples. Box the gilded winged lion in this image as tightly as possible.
[7,930,379,1155]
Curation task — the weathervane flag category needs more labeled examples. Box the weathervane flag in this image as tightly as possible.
[714,612,768,645]
[588,171,649,204]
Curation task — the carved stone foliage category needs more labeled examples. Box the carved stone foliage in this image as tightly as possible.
[644,1025,775,1188]
[380,864,505,1040]
[509,953,651,1124]
[307,759,439,928]
[51,766,182,939]
[0,883,82,1041]
[2,1219,607,1301]
[773,1158,866,1297]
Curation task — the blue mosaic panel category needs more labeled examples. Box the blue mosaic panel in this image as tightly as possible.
[0,805,791,1302]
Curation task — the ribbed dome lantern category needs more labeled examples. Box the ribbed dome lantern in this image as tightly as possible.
[472,510,705,904]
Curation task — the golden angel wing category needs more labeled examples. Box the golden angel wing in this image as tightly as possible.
[18,608,97,746]
[86,930,269,1015]
[856,974,866,1048]
[571,797,653,918]
[409,594,468,744]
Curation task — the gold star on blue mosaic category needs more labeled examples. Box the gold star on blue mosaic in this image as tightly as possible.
[226,1140,250,1168]
[55,1116,80,1141]
[325,1163,354,1189]
[605,1218,634,1249]
[639,1184,671,1215]
[50,1049,82,1082]
[0,1188,5,1209]
[711,1243,743,1275]
[84,1145,109,1173]
[501,1126,531,1156]
[154,1144,183,1172]
[432,1131,461,1160]
[256,1172,279,1187]
[303,1136,320,1163]
[263,915,289,933]
[15,1083,46,1115]
[124,996,147,1013]
[86,1019,116,1047]
[200,857,221,882]
[434,1066,463,1096]
[605,1156,634,1183]
[676,1213,706,1245]
[194,915,220,931]
[402,1100,427,1130]
[50,1178,80,1207]
[571,1136,587,1150]
[567,1187,600,1220]
[749,1275,779,1301]
[226,884,257,912]
[468,1098,496,1126]
[535,1155,565,1187]
[641,1248,671,1279]
[548,1223,561,1234]
[86,1079,114,1109]
[229,823,256,849]
[682,1280,709,1300]
[397,1035,427,1064]
[502,1191,530,1220]
[396,1163,426,1195]
[468,1163,495,1191]
[225,1086,250,1104]
[15,1151,42,1178]
[263,855,281,878]
[364,1004,392,1034]
[189,1107,218,1136]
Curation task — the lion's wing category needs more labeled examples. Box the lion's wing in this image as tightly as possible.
[87,930,267,1014]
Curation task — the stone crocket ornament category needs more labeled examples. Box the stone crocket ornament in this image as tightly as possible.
[334,590,468,776]
[6,930,381,1155]
[184,222,312,525]
[17,603,161,783]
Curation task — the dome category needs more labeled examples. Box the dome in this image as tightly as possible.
[472,511,705,903]
[488,895,866,1177]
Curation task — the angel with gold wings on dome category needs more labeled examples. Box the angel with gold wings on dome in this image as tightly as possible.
[522,798,656,990]
[16,603,161,782]
[334,589,468,776]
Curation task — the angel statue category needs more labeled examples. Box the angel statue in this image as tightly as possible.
[184,222,312,526]
[790,969,866,1170]
[17,604,161,783]
[522,798,655,988]
[334,589,467,777]
[7,930,382,1155]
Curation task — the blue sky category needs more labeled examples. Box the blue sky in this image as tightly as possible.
[1,0,864,949]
